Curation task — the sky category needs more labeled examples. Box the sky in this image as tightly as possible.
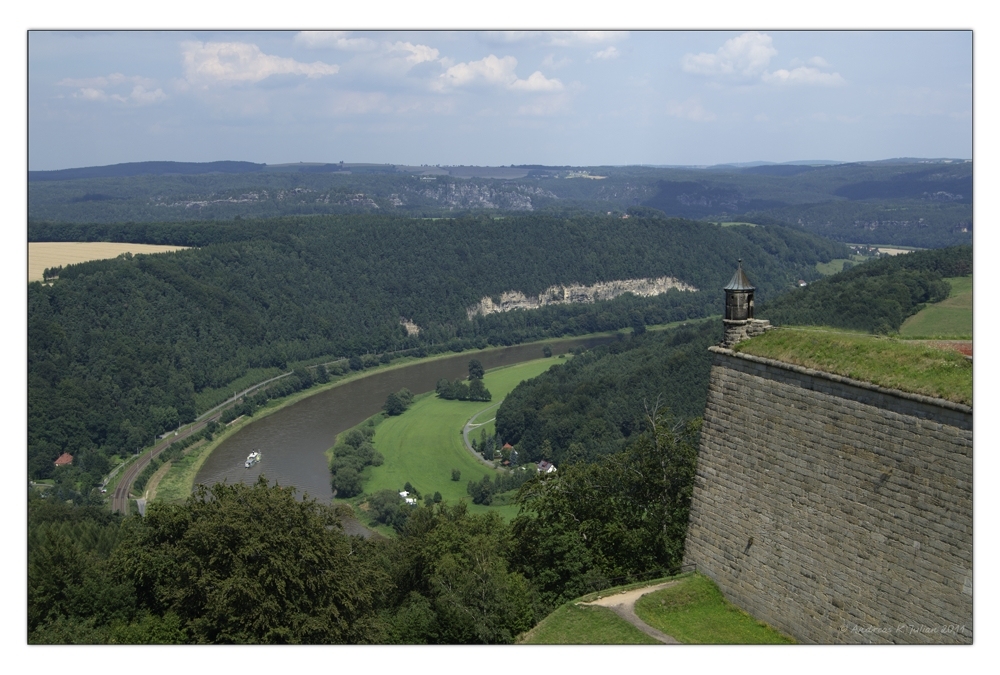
[28,30,972,170]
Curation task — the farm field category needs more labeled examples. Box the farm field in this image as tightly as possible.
[900,276,972,339]
[361,357,559,520]
[28,241,189,282]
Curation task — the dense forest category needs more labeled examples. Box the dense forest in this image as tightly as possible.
[759,245,972,333]
[28,212,844,481]
[495,320,720,466]
[29,409,698,644]
[29,159,972,247]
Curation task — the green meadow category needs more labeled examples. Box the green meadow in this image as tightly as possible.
[358,358,560,520]
[900,276,972,339]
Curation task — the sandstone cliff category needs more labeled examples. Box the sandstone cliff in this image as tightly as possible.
[466,276,698,320]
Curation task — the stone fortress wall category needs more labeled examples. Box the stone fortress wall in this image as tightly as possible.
[684,347,972,644]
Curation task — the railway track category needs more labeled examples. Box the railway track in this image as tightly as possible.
[111,414,221,514]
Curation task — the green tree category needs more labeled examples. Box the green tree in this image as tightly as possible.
[111,477,388,643]
[389,504,534,643]
[383,392,406,416]
[468,359,484,380]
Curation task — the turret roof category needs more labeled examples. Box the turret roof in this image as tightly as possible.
[724,260,755,291]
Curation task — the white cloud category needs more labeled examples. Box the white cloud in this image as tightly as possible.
[666,98,716,122]
[76,87,107,101]
[593,46,619,60]
[114,85,168,105]
[58,73,166,105]
[509,71,564,92]
[386,41,439,65]
[682,31,777,77]
[436,55,562,92]
[761,67,845,86]
[808,56,830,68]
[182,41,339,85]
[294,31,377,51]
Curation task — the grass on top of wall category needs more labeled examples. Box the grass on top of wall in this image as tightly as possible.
[733,327,971,406]
[634,574,795,644]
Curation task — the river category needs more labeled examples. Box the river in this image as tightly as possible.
[194,336,616,534]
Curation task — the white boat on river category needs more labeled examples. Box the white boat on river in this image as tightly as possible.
[245,450,261,468]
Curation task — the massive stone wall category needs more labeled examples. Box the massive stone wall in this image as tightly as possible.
[684,347,972,644]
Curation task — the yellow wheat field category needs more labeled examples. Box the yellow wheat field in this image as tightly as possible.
[28,242,190,282]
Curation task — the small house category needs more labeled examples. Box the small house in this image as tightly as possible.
[537,460,557,474]
[54,452,73,467]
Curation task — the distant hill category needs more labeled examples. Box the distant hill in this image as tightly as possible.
[29,161,266,181]
[27,159,972,248]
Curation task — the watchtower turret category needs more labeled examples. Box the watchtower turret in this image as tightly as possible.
[722,260,771,347]
[724,259,755,321]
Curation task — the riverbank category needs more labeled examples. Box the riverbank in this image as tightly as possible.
[155,332,613,503]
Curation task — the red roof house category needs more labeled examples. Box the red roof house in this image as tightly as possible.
[54,452,74,467]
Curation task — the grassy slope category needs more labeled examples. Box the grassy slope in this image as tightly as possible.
[634,574,795,644]
[361,358,559,520]
[519,604,660,645]
[899,276,973,339]
[734,328,972,406]
[520,573,793,644]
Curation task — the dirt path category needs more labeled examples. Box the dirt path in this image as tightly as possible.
[461,402,502,469]
[581,581,681,644]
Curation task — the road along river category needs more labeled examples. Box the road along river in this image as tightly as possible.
[194,336,616,508]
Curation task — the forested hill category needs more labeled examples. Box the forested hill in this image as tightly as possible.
[495,319,720,466]
[759,245,972,333]
[28,213,844,480]
[28,160,972,248]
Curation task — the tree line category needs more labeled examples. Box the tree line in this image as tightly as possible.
[495,319,721,466]
[759,244,972,333]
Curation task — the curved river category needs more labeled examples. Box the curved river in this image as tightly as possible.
[195,336,616,524]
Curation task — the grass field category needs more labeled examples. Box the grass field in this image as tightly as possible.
[735,327,972,405]
[634,574,795,644]
[28,242,189,282]
[518,603,660,644]
[718,221,757,227]
[900,276,972,339]
[153,440,215,503]
[359,358,559,520]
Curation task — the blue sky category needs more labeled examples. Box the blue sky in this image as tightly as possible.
[28,30,971,170]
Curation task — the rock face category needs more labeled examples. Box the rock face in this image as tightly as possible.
[684,347,973,644]
[465,276,698,320]
[419,183,556,211]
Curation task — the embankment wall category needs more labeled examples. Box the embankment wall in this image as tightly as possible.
[684,347,972,644]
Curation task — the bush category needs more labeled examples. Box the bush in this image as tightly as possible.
[451,469,461,482]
